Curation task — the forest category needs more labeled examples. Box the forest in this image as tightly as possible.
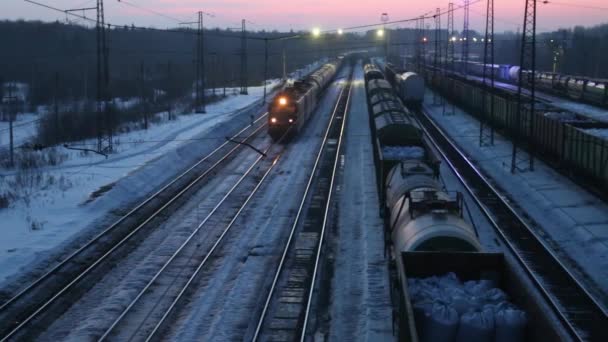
[0,19,606,146]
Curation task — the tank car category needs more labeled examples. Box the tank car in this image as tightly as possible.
[268,62,340,141]
[363,64,481,253]
[395,72,425,106]
[385,161,481,252]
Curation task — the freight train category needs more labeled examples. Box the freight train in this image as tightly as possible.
[365,64,481,253]
[434,59,608,108]
[425,64,608,195]
[382,63,426,106]
[363,64,567,341]
[268,59,343,141]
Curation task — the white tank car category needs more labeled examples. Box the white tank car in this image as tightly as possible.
[509,66,521,82]
[397,72,425,104]
[385,161,481,252]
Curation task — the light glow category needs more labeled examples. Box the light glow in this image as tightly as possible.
[377,29,384,37]
[312,27,321,37]
[271,117,277,123]
[337,28,343,35]
[279,97,287,105]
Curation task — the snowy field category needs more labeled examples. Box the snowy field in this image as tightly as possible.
[0,112,40,150]
[423,89,608,301]
[0,81,280,285]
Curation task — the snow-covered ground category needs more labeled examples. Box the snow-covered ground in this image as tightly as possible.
[35,60,344,341]
[327,62,393,341]
[0,81,279,285]
[423,89,608,302]
[0,112,39,150]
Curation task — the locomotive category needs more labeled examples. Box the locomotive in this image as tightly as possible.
[364,64,481,253]
[268,60,342,141]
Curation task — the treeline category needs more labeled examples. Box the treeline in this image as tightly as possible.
[0,20,369,106]
[385,24,608,79]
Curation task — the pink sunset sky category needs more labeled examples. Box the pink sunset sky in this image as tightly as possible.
[3,0,607,33]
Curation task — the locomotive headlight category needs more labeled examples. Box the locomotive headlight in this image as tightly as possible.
[271,117,277,123]
[279,97,287,106]
[288,118,294,123]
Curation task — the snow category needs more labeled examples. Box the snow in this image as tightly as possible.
[0,112,39,150]
[35,59,354,341]
[423,88,608,303]
[0,81,279,285]
[584,128,608,139]
[382,145,426,160]
[327,61,393,341]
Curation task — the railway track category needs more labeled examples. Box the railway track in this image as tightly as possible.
[0,112,269,341]
[250,70,352,342]
[97,138,285,341]
[415,106,608,342]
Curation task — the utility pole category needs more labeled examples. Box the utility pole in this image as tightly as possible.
[196,19,201,112]
[167,60,172,120]
[211,52,217,96]
[240,19,248,95]
[282,47,287,80]
[263,38,269,104]
[54,72,60,134]
[433,8,442,105]
[5,82,17,168]
[182,12,208,113]
[140,61,147,130]
[199,11,206,113]
[222,56,226,97]
[480,0,495,146]
[511,0,536,173]
[381,13,389,61]
[462,0,471,76]
[416,16,422,72]
[443,2,456,116]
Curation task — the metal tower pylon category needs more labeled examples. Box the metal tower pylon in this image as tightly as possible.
[480,0,495,146]
[415,17,422,73]
[433,8,443,105]
[443,2,456,116]
[511,0,536,173]
[96,0,112,153]
[461,0,470,76]
[198,11,206,113]
[240,19,248,95]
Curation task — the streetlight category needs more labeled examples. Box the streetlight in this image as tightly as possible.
[337,28,343,35]
[312,27,321,37]
[377,29,384,37]
[381,12,389,59]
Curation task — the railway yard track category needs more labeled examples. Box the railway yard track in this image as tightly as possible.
[97,137,285,341]
[415,106,608,341]
[0,112,270,341]
[250,70,352,342]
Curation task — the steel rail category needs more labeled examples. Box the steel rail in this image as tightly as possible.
[416,105,608,341]
[99,137,281,341]
[0,112,268,341]
[251,70,353,342]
